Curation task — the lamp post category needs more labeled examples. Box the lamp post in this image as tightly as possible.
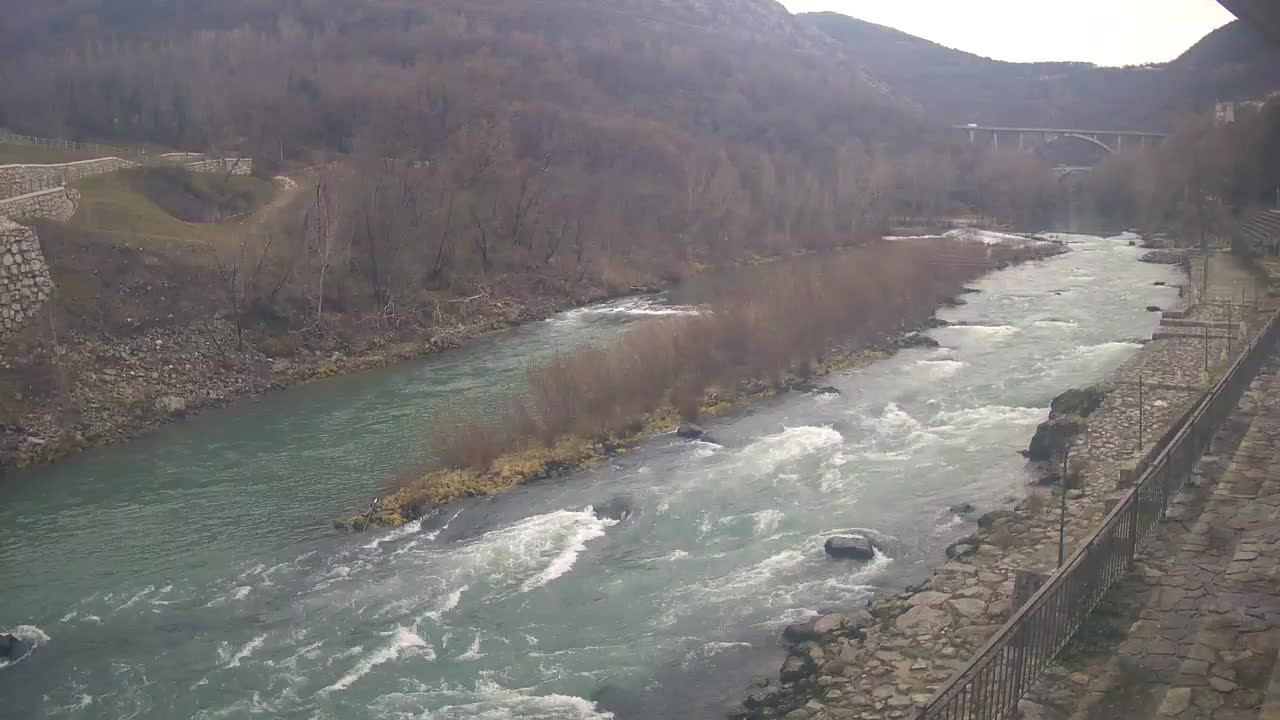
[1058,446,1070,569]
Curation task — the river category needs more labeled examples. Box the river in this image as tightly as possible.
[0,232,1182,719]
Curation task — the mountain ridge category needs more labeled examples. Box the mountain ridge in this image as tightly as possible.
[803,13,1280,130]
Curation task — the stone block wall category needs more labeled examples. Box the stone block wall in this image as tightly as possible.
[182,157,254,176]
[0,187,79,222]
[0,157,136,199]
[0,218,53,340]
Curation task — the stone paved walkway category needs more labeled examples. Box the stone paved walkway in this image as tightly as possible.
[1023,356,1280,720]
[743,253,1271,720]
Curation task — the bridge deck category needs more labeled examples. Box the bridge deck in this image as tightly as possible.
[952,125,1169,137]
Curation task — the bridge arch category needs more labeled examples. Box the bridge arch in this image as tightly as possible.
[1057,133,1115,155]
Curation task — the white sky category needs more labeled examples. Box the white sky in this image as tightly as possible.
[780,0,1237,66]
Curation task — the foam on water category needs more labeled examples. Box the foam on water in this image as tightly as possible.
[519,510,617,592]
[222,634,267,668]
[932,405,1047,435]
[320,627,432,694]
[420,585,468,624]
[396,678,614,720]
[552,296,699,323]
[457,631,486,661]
[912,359,966,379]
[944,324,1021,340]
[942,228,1031,245]
[750,509,785,537]
[364,515,425,550]
[740,426,842,474]
[448,509,617,596]
[114,586,154,611]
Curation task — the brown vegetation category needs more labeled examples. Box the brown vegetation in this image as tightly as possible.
[343,238,1054,528]
[1077,99,1280,241]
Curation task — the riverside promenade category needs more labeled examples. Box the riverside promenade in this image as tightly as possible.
[746,251,1272,720]
[1020,355,1280,719]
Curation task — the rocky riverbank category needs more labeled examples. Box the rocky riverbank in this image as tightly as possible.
[0,289,603,471]
[734,256,1252,720]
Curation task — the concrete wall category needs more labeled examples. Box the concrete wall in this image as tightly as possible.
[0,218,53,340]
[0,157,136,199]
[0,187,79,222]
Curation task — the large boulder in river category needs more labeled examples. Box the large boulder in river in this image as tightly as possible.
[0,633,29,660]
[594,495,638,522]
[779,654,816,683]
[1049,385,1109,418]
[896,333,940,349]
[1026,417,1083,463]
[823,534,878,560]
[676,423,704,440]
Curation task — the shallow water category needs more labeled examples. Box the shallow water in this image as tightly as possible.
[0,233,1182,719]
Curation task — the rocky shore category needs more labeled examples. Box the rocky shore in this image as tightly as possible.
[735,258,1249,720]
[0,290,600,471]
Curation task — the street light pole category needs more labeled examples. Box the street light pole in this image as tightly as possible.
[1138,373,1144,453]
[1058,446,1070,569]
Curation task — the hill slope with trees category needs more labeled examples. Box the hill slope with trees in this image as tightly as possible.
[805,14,1280,130]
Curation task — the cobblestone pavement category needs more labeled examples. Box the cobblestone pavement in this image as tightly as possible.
[1023,355,1280,720]
[748,253,1271,720]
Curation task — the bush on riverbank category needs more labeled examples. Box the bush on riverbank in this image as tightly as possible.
[361,238,1054,526]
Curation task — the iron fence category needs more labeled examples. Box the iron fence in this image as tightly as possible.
[917,306,1280,720]
[0,132,152,159]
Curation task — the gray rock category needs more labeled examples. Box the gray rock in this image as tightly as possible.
[896,333,940,349]
[948,502,976,515]
[812,613,847,635]
[782,620,820,645]
[894,605,950,633]
[0,633,29,660]
[779,654,814,683]
[1049,386,1109,418]
[946,536,980,559]
[676,423,704,439]
[976,510,1015,531]
[1026,417,1083,463]
[823,535,877,560]
[155,395,187,415]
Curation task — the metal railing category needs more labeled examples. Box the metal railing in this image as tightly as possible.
[918,305,1280,720]
[0,131,152,158]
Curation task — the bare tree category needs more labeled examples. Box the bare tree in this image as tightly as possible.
[302,172,342,328]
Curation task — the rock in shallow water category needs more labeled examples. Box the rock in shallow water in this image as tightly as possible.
[823,534,878,560]
[676,422,704,439]
[896,333,940,349]
[1026,417,1083,463]
[0,633,29,660]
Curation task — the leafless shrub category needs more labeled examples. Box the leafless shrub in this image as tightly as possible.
[428,240,1041,469]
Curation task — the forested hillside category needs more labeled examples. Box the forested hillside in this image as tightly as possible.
[0,0,932,274]
[806,14,1280,130]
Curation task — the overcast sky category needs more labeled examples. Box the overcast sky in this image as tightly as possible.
[780,0,1237,66]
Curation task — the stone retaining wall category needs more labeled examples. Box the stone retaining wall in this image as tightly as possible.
[0,157,136,199]
[0,187,79,222]
[181,157,254,175]
[0,218,53,340]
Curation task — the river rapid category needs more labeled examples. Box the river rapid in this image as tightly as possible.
[0,232,1182,719]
